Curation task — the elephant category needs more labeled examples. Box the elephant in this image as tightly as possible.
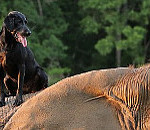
[3,66,150,130]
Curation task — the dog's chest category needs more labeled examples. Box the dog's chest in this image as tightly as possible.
[2,51,19,73]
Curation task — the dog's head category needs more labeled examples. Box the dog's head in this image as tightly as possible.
[4,11,31,47]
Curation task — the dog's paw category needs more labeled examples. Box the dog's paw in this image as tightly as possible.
[0,101,5,107]
[13,96,23,107]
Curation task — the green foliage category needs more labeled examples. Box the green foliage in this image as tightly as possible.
[79,0,127,10]
[80,16,100,34]
[79,0,150,66]
[122,26,146,49]
[95,38,114,55]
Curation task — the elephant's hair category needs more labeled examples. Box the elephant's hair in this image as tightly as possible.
[106,65,150,129]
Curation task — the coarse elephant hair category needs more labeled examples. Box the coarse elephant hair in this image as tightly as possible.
[105,65,150,129]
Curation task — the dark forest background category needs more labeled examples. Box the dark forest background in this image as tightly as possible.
[1,0,150,84]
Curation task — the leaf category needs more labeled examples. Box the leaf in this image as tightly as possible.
[80,16,100,34]
[95,38,114,55]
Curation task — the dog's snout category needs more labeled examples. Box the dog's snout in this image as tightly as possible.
[18,26,31,37]
[25,29,31,37]
[26,30,31,36]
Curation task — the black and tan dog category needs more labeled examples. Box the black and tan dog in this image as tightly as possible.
[0,11,48,106]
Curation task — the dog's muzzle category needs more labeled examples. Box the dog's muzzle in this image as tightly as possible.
[14,26,31,47]
[23,26,31,37]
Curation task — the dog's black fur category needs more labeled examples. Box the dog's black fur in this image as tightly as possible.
[0,11,48,106]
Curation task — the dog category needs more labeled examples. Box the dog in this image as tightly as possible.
[0,11,48,107]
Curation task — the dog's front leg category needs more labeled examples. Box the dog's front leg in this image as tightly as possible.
[0,78,5,107]
[0,65,5,107]
[14,64,25,106]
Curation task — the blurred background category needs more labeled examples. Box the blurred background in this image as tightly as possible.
[1,0,150,84]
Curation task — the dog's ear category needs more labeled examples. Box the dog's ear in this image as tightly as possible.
[4,15,14,32]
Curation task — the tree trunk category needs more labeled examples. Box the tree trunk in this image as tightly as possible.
[116,49,121,67]
[37,0,43,17]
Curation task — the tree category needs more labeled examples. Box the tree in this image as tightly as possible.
[59,0,106,75]
[79,0,150,66]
